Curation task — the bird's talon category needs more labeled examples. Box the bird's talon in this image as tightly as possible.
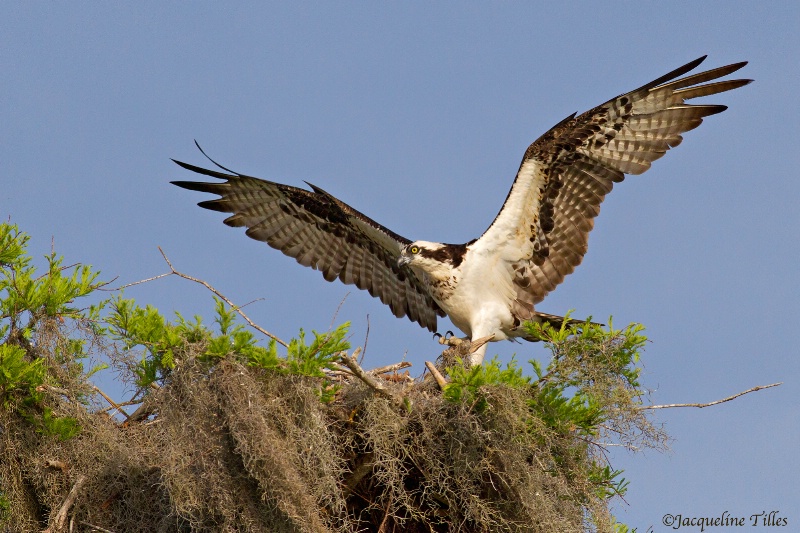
[434,332,462,346]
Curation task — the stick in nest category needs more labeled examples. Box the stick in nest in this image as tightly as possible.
[43,474,87,533]
[338,348,405,407]
[368,362,412,375]
[424,362,448,389]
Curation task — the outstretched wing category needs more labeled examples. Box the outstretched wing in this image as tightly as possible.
[476,56,751,311]
[172,161,444,331]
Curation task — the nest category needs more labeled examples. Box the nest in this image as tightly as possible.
[1,329,654,533]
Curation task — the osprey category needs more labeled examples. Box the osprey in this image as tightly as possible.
[173,56,750,365]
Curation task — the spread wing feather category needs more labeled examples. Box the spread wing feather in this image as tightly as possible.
[477,56,751,311]
[172,161,444,330]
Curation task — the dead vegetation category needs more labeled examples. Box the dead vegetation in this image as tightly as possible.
[1,318,658,533]
[1,223,777,532]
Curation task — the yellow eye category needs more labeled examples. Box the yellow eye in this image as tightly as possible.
[410,246,419,254]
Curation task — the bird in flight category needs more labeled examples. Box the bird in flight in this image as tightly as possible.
[173,56,750,365]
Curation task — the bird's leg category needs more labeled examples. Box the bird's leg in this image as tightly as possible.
[466,334,495,366]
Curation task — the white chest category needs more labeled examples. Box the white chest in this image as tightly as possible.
[423,249,518,339]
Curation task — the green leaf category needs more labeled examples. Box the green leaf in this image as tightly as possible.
[0,345,46,408]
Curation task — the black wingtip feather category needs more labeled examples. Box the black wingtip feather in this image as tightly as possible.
[654,55,707,83]
[632,56,708,94]
[197,199,231,213]
[172,159,234,181]
[171,180,214,192]
[700,104,729,116]
[726,61,749,73]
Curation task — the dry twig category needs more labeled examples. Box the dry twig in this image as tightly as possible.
[37,384,71,398]
[78,521,117,533]
[93,386,130,420]
[643,382,782,410]
[126,400,155,423]
[99,272,172,291]
[368,361,412,375]
[94,400,141,415]
[43,474,87,533]
[98,247,288,347]
[157,247,288,347]
[338,348,402,405]
[424,361,448,389]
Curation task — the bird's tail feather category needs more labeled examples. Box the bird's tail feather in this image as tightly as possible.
[519,311,603,341]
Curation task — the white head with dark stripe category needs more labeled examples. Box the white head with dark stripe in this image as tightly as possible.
[398,241,467,278]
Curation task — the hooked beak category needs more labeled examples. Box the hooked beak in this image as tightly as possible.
[397,254,411,267]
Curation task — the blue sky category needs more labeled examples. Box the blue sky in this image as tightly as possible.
[3,2,798,529]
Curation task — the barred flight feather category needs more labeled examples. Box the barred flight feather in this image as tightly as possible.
[173,56,749,364]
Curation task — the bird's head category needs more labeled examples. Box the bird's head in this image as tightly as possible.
[398,241,460,278]
[398,241,441,268]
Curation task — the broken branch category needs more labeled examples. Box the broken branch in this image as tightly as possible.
[424,361,448,389]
